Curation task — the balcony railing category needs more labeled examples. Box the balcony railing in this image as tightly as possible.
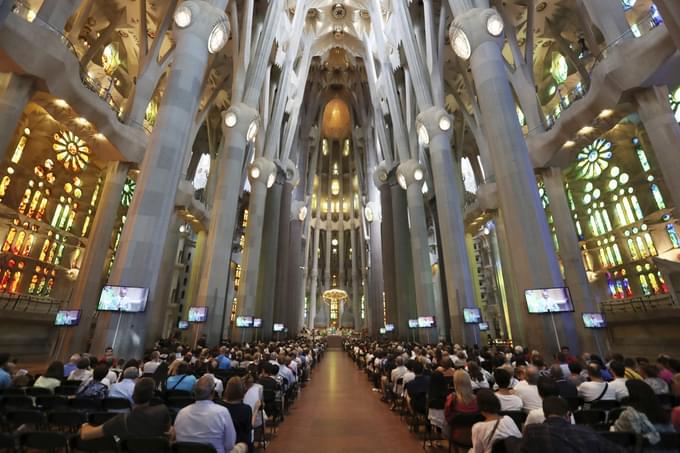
[0,293,63,315]
[600,294,677,314]
[527,12,662,137]
[10,1,147,132]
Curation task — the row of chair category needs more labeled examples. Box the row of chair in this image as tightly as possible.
[0,431,222,452]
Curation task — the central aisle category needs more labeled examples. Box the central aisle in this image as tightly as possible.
[268,348,424,453]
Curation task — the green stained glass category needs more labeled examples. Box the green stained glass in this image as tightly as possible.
[631,195,644,220]
[576,139,612,180]
[644,233,657,256]
[121,178,136,207]
[627,238,639,260]
[666,224,680,248]
[650,184,666,210]
[670,87,680,122]
[640,274,651,296]
[613,244,623,265]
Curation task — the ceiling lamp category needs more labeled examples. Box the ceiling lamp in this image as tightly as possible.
[174,4,193,28]
[485,10,504,37]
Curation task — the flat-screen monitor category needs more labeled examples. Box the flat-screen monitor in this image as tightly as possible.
[236,316,253,328]
[478,322,489,331]
[273,323,285,332]
[418,316,436,328]
[385,323,395,332]
[379,327,386,334]
[408,319,418,329]
[463,308,482,324]
[582,312,607,329]
[525,287,574,314]
[188,307,208,323]
[54,309,80,326]
[178,320,189,330]
[253,318,262,328]
[97,285,149,312]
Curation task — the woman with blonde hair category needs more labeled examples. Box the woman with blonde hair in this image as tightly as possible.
[445,370,480,443]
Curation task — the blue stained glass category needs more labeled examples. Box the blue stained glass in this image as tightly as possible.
[666,224,680,248]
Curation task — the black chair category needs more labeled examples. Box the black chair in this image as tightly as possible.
[491,437,522,453]
[87,412,118,426]
[590,400,620,411]
[448,412,485,453]
[172,442,218,453]
[35,395,69,411]
[48,410,88,432]
[6,410,47,429]
[656,393,676,409]
[70,398,103,412]
[102,398,131,412]
[573,409,607,427]
[61,380,82,387]
[647,432,680,451]
[165,390,192,399]
[599,431,636,450]
[54,386,78,397]
[499,411,527,431]
[71,435,120,453]
[1,388,26,396]
[606,407,626,425]
[166,397,194,411]
[1,395,33,411]
[19,431,71,452]
[564,396,584,412]
[0,432,16,451]
[124,436,171,453]
[26,387,53,397]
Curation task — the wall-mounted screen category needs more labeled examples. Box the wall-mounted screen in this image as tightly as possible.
[408,319,418,329]
[379,327,386,334]
[188,307,208,323]
[54,310,80,326]
[236,316,253,328]
[418,316,436,328]
[463,308,482,324]
[525,287,574,314]
[273,323,285,332]
[385,323,395,332]
[97,285,149,312]
[478,322,489,331]
[253,318,262,328]
[582,312,607,329]
[178,320,189,330]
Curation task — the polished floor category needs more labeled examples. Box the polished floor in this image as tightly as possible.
[268,345,424,453]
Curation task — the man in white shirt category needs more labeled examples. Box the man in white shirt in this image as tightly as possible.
[143,351,162,374]
[606,361,629,401]
[471,389,522,453]
[175,375,245,453]
[513,366,542,412]
[493,368,523,412]
[391,357,408,393]
[108,367,138,403]
[577,364,617,402]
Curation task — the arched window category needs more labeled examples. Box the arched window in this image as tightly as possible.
[650,184,666,210]
[461,157,477,194]
[2,228,17,253]
[666,224,680,248]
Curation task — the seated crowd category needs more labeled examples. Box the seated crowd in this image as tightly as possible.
[346,340,680,452]
[0,337,325,452]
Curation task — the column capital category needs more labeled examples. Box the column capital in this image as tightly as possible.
[415,106,453,145]
[448,7,504,60]
[248,156,277,187]
[222,103,260,141]
[372,160,394,188]
[173,1,230,53]
[396,159,426,190]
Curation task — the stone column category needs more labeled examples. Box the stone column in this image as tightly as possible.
[273,181,293,333]
[256,170,284,338]
[0,73,34,163]
[655,0,680,50]
[417,108,479,345]
[197,103,259,345]
[286,204,304,334]
[451,5,578,355]
[635,86,680,212]
[543,168,604,354]
[233,157,276,342]
[579,0,630,45]
[96,1,227,359]
[398,160,439,343]
[378,181,399,333]
[58,161,128,357]
[37,0,82,30]
[350,201,361,331]
[307,221,321,330]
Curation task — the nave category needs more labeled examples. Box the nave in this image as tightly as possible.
[268,345,422,453]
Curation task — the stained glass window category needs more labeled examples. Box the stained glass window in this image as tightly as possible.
[461,157,477,194]
[53,130,90,172]
[639,274,651,296]
[650,184,666,210]
[193,154,210,191]
[550,52,568,84]
[670,86,680,123]
[627,238,639,260]
[666,224,680,248]
[10,128,30,164]
[576,138,612,179]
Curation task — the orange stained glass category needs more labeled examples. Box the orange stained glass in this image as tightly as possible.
[9,271,21,293]
[18,188,31,214]
[11,231,25,255]
[2,228,17,252]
